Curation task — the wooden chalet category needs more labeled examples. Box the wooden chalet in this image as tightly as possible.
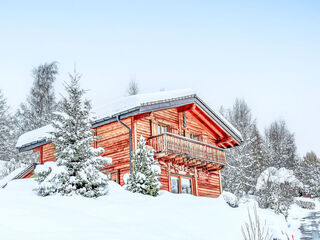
[16,89,243,197]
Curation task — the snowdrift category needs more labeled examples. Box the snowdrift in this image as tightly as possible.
[0,179,289,240]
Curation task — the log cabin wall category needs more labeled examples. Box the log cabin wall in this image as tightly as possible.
[134,106,223,197]
[95,118,132,186]
[32,105,224,198]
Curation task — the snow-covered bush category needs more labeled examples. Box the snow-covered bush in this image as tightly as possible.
[222,191,239,208]
[35,71,112,197]
[295,199,315,210]
[125,135,161,196]
[256,167,303,218]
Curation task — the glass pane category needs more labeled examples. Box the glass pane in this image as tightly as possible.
[171,176,179,194]
[181,178,192,194]
[162,125,167,133]
[158,125,161,134]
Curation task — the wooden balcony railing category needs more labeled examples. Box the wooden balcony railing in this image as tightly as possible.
[148,132,225,165]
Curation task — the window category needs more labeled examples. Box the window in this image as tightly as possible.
[181,178,192,194]
[170,176,180,194]
[108,171,119,183]
[158,124,168,134]
[190,133,199,141]
[170,175,193,195]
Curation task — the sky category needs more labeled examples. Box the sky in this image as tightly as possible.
[0,1,319,156]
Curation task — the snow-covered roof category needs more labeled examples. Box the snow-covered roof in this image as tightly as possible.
[0,166,26,188]
[16,88,243,150]
[93,88,196,120]
[16,125,54,149]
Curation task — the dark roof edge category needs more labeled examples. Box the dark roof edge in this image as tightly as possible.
[18,140,49,153]
[194,97,243,144]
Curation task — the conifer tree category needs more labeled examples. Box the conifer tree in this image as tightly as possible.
[0,90,15,161]
[0,90,21,178]
[220,99,264,196]
[15,62,58,133]
[125,135,161,196]
[264,120,298,170]
[297,151,320,197]
[35,71,112,197]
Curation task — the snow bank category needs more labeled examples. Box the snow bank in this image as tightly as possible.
[0,179,290,240]
[16,124,54,148]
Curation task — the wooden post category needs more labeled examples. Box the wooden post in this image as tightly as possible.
[194,167,199,196]
[218,170,223,194]
[40,146,43,164]
[168,164,171,192]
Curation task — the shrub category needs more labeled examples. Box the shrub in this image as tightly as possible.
[256,167,303,218]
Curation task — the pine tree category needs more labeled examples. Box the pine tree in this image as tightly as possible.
[297,151,320,197]
[125,135,161,196]
[15,62,58,133]
[0,90,21,178]
[35,71,112,197]
[264,120,298,170]
[220,99,264,196]
[0,90,15,161]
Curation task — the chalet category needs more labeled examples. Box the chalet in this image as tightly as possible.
[15,89,243,197]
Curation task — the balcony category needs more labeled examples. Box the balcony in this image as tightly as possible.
[148,132,225,170]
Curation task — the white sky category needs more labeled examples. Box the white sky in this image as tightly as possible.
[0,1,319,156]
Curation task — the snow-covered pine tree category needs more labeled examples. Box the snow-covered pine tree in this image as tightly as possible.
[297,151,320,197]
[35,71,112,197]
[15,62,58,133]
[0,90,15,161]
[220,99,264,197]
[125,135,161,196]
[264,120,298,170]
[0,90,21,178]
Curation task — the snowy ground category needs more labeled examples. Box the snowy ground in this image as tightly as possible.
[0,179,290,240]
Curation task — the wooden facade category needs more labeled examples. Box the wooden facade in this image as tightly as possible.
[29,102,240,198]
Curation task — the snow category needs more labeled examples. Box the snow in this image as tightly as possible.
[0,178,291,240]
[222,191,239,207]
[256,167,303,190]
[16,124,54,148]
[16,89,242,149]
[93,88,196,120]
[0,166,25,188]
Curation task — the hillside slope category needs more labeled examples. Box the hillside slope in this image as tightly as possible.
[0,179,289,240]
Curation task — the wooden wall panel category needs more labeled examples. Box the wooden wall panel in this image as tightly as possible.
[96,118,132,185]
[197,171,221,197]
[42,143,56,163]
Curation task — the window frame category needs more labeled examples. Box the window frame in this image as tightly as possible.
[157,123,169,135]
[170,174,194,195]
[190,133,200,141]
